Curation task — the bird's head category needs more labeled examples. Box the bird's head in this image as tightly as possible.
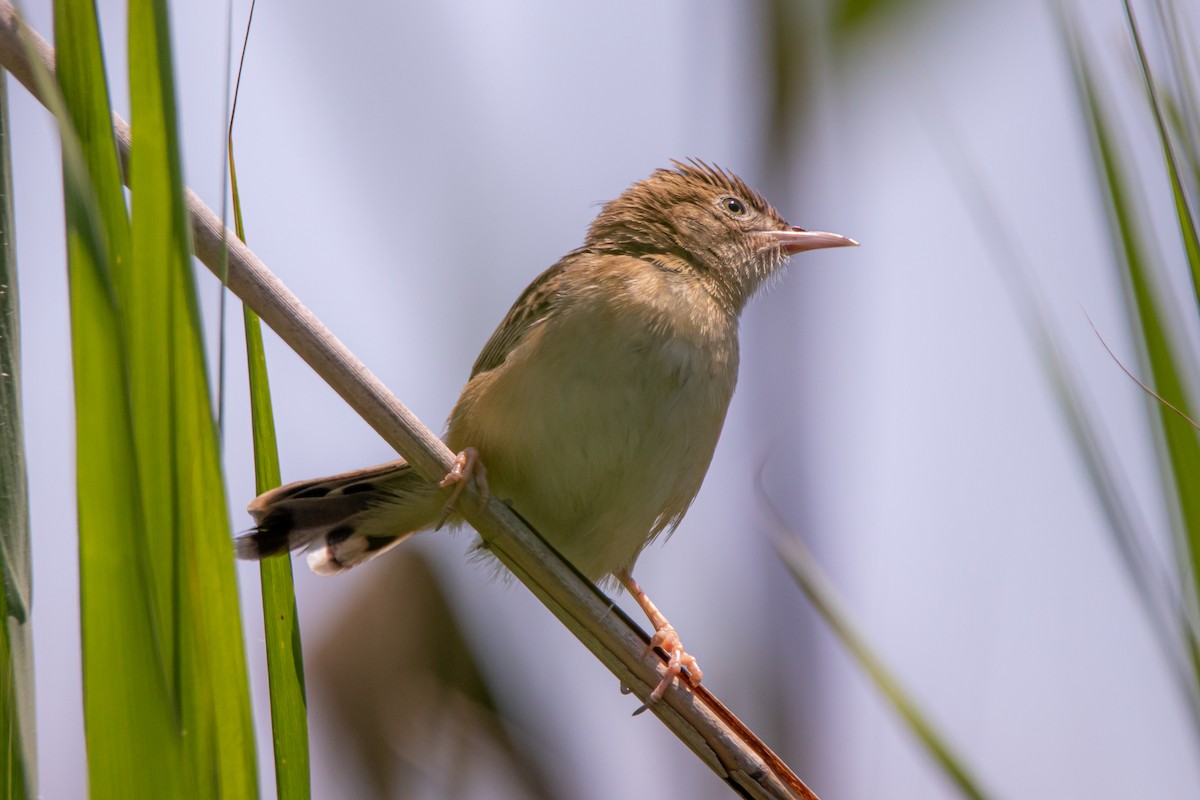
[585,160,856,313]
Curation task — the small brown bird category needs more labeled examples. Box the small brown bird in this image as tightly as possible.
[237,161,856,701]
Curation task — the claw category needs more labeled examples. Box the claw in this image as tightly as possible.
[436,447,489,529]
[619,572,702,705]
[646,623,703,702]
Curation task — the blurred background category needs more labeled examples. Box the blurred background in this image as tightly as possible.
[11,0,1200,797]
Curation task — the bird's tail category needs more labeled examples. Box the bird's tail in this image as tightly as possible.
[237,459,443,575]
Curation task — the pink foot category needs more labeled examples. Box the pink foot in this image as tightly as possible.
[436,447,489,528]
[646,623,703,703]
[618,572,702,704]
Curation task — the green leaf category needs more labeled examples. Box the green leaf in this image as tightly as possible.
[0,66,36,800]
[924,91,1200,732]
[1122,1,1200,317]
[233,122,312,795]
[1056,5,1200,734]
[1069,15,1200,682]
[245,297,311,799]
[53,2,188,796]
[51,0,260,793]
[1150,2,1200,196]
[127,0,257,795]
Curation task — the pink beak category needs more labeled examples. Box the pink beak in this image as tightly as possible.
[766,227,859,255]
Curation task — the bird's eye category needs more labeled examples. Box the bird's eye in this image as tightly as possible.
[720,196,747,216]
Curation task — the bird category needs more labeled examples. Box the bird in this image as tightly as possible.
[236,160,856,702]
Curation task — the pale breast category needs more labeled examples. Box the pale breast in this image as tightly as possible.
[446,263,739,580]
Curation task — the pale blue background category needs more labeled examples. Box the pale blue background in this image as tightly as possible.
[10,0,1199,797]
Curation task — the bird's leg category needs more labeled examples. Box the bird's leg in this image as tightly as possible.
[436,447,490,528]
[618,572,703,702]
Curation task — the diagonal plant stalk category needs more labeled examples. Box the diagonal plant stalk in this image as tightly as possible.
[0,5,821,798]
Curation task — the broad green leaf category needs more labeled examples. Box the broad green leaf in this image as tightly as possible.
[66,174,188,798]
[127,0,257,795]
[50,0,130,276]
[0,67,35,800]
[53,2,188,796]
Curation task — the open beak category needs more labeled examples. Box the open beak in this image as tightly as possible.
[765,227,859,255]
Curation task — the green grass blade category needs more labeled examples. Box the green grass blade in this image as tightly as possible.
[246,306,310,800]
[1123,1,1200,315]
[51,2,190,796]
[66,170,189,798]
[127,0,257,795]
[0,66,35,800]
[66,171,189,799]
[125,0,183,669]
[770,530,992,800]
[50,0,130,275]
[1061,10,1200,720]
[924,98,1200,734]
[231,63,312,790]
[1152,1,1200,191]
[1071,23,1200,661]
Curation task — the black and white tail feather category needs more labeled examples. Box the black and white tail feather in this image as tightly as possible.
[236,459,444,575]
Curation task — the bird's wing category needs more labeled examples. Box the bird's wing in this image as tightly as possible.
[469,251,580,377]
